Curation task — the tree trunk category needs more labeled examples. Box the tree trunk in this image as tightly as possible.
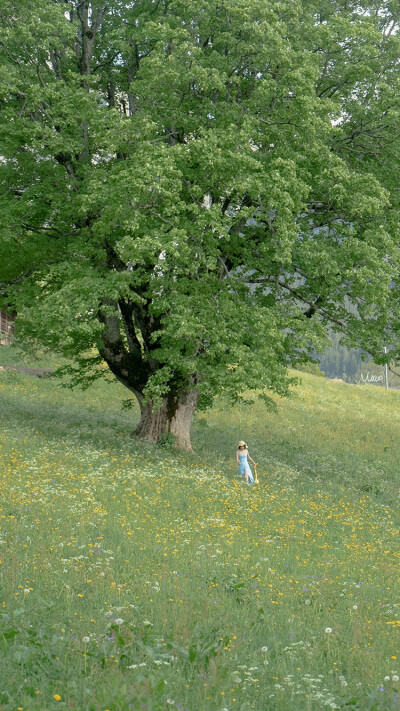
[134,390,199,452]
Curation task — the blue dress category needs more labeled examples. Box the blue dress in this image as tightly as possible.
[238,451,255,483]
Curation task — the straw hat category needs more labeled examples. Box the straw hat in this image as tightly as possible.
[238,441,248,448]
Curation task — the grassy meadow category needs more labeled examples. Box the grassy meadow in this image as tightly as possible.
[1,349,400,710]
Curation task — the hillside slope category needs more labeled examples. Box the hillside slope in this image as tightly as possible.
[1,357,400,709]
[194,370,400,503]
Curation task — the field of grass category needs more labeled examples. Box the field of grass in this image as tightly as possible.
[1,347,400,710]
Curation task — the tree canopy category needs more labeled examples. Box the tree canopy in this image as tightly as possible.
[1,0,399,449]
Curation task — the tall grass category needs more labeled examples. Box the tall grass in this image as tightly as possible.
[1,351,400,710]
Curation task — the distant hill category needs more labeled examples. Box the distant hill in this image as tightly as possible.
[317,331,363,382]
[315,332,400,387]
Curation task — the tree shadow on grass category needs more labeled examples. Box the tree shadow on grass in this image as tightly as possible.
[0,371,140,456]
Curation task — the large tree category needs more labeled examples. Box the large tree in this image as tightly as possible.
[0,0,399,449]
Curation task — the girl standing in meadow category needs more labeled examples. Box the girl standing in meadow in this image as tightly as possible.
[236,441,257,484]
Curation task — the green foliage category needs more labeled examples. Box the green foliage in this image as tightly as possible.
[1,0,400,443]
